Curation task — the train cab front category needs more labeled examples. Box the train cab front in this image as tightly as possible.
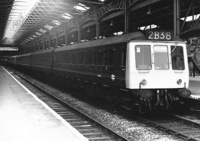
[125,33,190,114]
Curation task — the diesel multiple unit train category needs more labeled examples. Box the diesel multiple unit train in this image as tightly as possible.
[8,31,191,114]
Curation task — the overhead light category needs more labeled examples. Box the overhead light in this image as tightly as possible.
[35,32,41,36]
[113,31,123,36]
[110,20,113,26]
[28,37,33,40]
[61,13,73,19]
[39,29,46,33]
[74,3,89,12]
[87,28,90,33]
[139,24,158,30]
[32,35,37,38]
[180,14,200,22]
[44,24,53,30]
[52,20,61,26]
[147,6,152,15]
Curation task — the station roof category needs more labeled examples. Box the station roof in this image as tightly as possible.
[0,0,200,47]
[0,0,107,45]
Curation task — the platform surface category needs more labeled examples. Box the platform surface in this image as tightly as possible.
[0,66,88,141]
[189,76,200,99]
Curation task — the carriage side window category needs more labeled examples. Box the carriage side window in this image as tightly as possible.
[154,45,169,70]
[70,53,73,64]
[135,45,151,70]
[79,52,84,64]
[83,52,87,64]
[74,53,77,64]
[62,53,64,62]
[108,49,116,66]
[88,51,94,65]
[103,50,108,66]
[121,48,126,67]
[171,46,185,70]
[69,53,72,64]
[65,53,68,63]
[94,51,97,65]
[97,50,103,65]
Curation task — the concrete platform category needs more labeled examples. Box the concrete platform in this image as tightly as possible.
[0,66,88,141]
[189,76,200,99]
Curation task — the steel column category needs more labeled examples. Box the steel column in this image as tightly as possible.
[64,24,68,45]
[124,0,129,33]
[174,0,180,37]
[95,9,100,39]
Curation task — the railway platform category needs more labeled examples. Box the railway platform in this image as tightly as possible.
[189,76,200,100]
[0,66,88,141]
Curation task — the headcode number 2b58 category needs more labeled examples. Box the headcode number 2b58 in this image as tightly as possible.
[148,31,172,40]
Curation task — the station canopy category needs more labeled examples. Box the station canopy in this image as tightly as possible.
[1,0,200,46]
[0,0,106,45]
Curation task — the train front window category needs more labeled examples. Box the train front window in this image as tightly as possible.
[154,45,169,70]
[135,45,151,70]
[171,46,185,70]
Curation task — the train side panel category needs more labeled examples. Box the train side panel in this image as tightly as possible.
[53,43,127,88]
[31,49,54,73]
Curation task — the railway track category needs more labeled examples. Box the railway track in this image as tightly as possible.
[140,113,200,141]
[7,68,129,141]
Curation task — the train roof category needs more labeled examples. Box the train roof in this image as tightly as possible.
[54,32,145,52]
[7,55,19,58]
[20,52,32,57]
[32,48,55,55]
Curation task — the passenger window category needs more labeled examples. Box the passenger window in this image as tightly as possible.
[171,46,185,70]
[154,45,169,70]
[108,49,116,66]
[135,45,151,70]
[103,50,108,66]
[80,52,84,64]
[68,53,72,64]
[121,48,126,66]
[94,52,97,65]
[74,53,77,64]
[70,53,73,64]
[97,50,103,65]
[88,51,94,65]
[83,52,86,64]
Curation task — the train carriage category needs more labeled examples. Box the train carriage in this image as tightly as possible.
[9,31,191,114]
[52,31,191,113]
[31,48,55,73]
[7,55,17,65]
[53,32,145,87]
[18,53,32,68]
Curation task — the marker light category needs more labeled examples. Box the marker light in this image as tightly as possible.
[177,79,182,84]
[140,79,147,85]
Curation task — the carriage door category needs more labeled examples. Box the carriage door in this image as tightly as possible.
[95,50,103,77]
[103,48,116,82]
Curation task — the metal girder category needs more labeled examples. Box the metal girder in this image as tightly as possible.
[130,0,162,11]
[180,0,200,37]
[3,0,200,47]
[15,0,86,43]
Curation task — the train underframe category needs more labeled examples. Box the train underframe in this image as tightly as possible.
[83,83,191,114]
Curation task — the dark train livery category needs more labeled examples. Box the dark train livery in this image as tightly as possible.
[8,31,191,114]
